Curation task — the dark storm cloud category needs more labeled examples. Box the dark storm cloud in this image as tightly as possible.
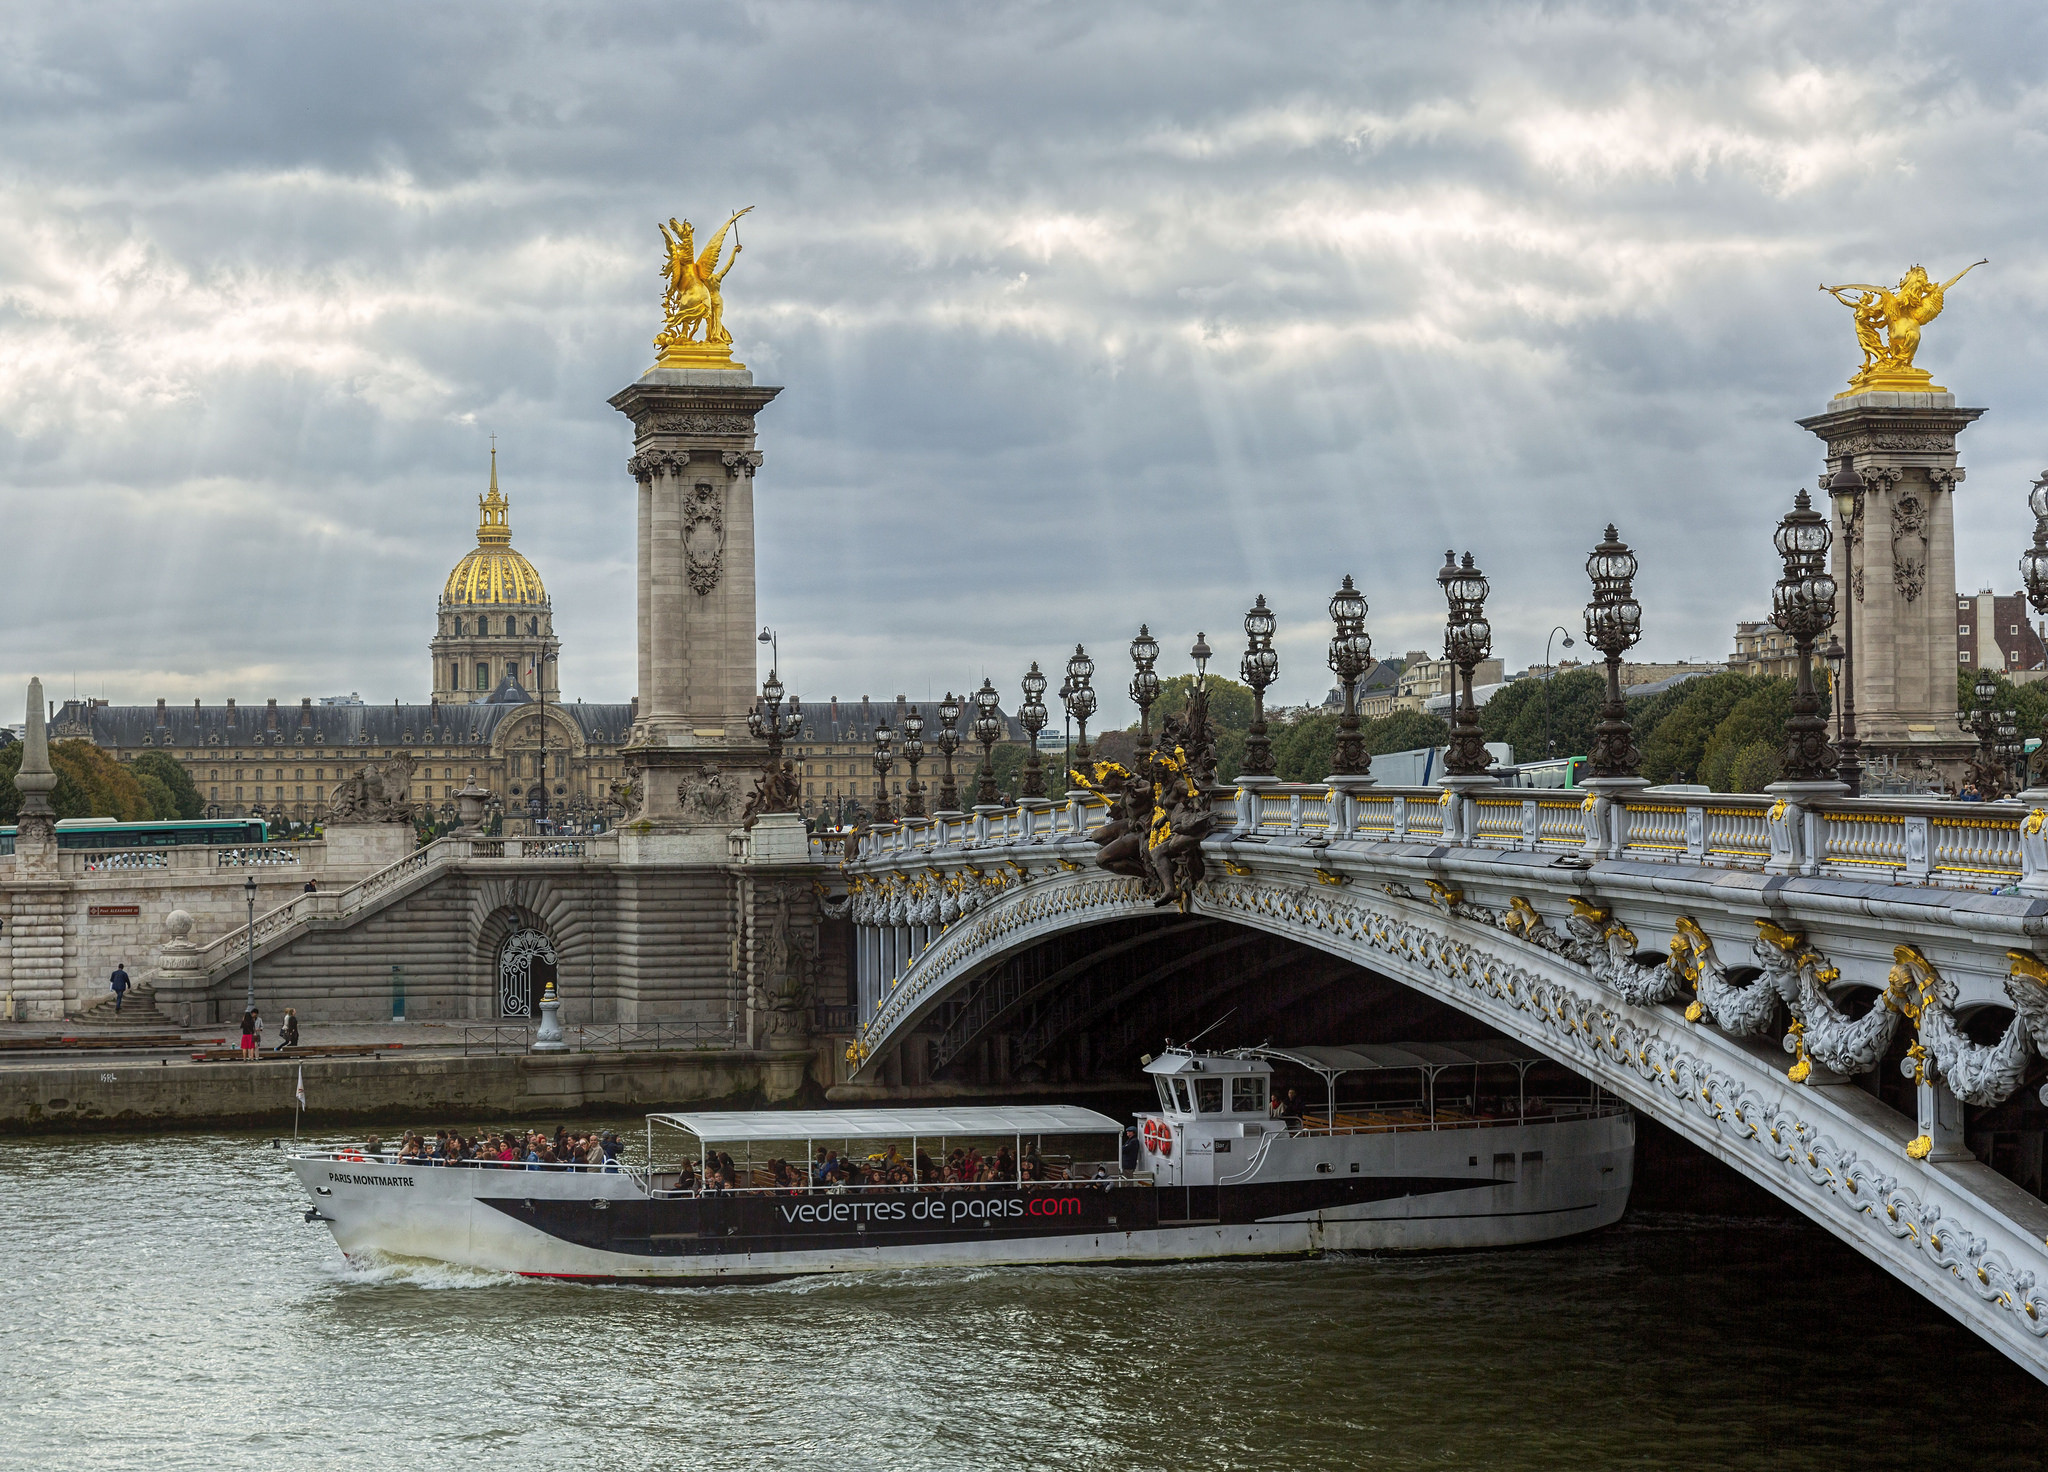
[3,1,2046,721]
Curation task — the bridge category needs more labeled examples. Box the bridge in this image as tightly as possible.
[839,778,2048,1379]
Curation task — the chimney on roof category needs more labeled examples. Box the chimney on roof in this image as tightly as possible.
[155,698,166,724]
[830,697,839,717]
[194,699,201,711]
[265,698,278,730]
[300,697,312,726]
[861,695,870,705]
[226,698,237,726]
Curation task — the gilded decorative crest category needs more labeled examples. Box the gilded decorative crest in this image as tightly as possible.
[653,207,753,371]
[1820,261,1984,397]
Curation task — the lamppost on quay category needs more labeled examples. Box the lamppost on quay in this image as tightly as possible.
[972,679,1003,806]
[1583,525,1643,779]
[1541,625,1575,761]
[870,724,895,824]
[1826,460,1867,796]
[243,874,258,1016]
[1064,646,1097,765]
[1438,551,1494,777]
[1019,662,1049,799]
[935,692,962,814]
[1326,577,1371,776]
[900,706,927,819]
[1770,490,1840,786]
[1240,595,1279,778]
[747,664,803,813]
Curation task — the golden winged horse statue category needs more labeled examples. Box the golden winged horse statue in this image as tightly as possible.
[656,207,753,362]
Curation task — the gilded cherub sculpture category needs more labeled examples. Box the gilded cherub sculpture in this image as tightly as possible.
[1820,260,1985,397]
[653,206,753,369]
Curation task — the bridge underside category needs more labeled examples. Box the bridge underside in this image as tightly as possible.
[892,916,1514,1092]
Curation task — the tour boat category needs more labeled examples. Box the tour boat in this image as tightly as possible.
[288,1041,1634,1280]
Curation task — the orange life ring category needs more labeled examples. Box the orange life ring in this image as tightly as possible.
[1142,1118,1172,1157]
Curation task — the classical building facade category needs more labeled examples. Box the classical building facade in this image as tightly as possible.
[1957,588,2047,675]
[51,454,631,826]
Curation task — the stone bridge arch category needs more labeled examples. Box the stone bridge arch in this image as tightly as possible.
[848,867,2048,1377]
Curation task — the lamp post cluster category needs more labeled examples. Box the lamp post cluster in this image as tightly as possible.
[1439,552,1494,776]
[972,679,1003,805]
[1129,626,1161,756]
[1240,596,1279,777]
[1064,646,1097,765]
[1957,669,2021,798]
[901,707,926,818]
[1327,577,1371,777]
[746,665,803,816]
[1583,525,1643,779]
[1770,490,1839,784]
[1019,663,1049,798]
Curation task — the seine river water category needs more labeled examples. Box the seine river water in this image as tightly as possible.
[2,1126,2041,1471]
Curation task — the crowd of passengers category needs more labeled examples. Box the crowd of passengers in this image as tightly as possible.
[354,1127,624,1170]
[668,1141,1100,1194]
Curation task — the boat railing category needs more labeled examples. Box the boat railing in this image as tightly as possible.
[296,1149,644,1185]
[644,1173,1148,1200]
[1290,1096,1626,1137]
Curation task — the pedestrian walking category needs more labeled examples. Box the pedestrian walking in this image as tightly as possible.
[239,1007,258,1060]
[109,963,130,1014]
[279,1008,300,1050]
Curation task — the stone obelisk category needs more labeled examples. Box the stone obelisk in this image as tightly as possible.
[610,209,780,856]
[8,678,67,1020]
[1800,265,1987,781]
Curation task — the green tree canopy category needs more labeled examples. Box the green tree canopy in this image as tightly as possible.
[1365,709,1450,755]
[1271,708,1450,783]
[1146,675,1256,735]
[1698,683,1795,792]
[1639,673,1769,784]
[1,739,153,822]
[132,750,204,819]
[1478,669,1608,764]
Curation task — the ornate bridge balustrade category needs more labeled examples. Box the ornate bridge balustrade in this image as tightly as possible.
[837,782,2048,1380]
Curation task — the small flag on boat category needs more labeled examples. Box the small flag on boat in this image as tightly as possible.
[296,1066,305,1109]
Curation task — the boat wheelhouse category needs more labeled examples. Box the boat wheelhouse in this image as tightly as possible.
[289,1041,1634,1279]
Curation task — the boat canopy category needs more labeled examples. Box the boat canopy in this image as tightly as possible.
[648,1105,1124,1144]
[1252,1041,1540,1076]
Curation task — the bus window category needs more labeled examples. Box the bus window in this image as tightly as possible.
[1231,1077,1266,1114]
[1194,1078,1224,1114]
[1170,1078,1193,1114]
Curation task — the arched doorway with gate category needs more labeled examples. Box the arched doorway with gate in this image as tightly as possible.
[496,926,558,1020]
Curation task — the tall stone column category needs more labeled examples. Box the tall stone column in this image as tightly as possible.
[7,678,67,1020]
[611,368,781,848]
[1799,391,1984,779]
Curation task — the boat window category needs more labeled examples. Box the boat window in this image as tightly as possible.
[1230,1077,1266,1114]
[1194,1077,1224,1114]
[1155,1077,1175,1113]
[1171,1078,1193,1114]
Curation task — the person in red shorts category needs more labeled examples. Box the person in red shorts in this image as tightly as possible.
[239,1006,258,1060]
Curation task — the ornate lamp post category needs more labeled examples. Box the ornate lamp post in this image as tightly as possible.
[1064,645,1097,764]
[1438,552,1494,776]
[1998,709,2025,794]
[1019,662,1049,798]
[243,874,258,1016]
[935,691,962,813]
[1583,524,1643,778]
[746,666,803,816]
[972,678,1003,805]
[900,707,927,819]
[1129,625,1161,756]
[1240,595,1279,777]
[1541,625,1575,761]
[1327,576,1371,776]
[1190,632,1212,687]
[1956,668,2012,797]
[870,724,895,824]
[1826,459,1867,796]
[2019,472,2048,795]
[1770,490,1839,784]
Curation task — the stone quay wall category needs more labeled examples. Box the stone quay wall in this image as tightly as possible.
[0,1045,821,1133]
[0,836,397,1020]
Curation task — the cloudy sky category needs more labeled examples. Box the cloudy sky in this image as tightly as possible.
[4,1,2046,722]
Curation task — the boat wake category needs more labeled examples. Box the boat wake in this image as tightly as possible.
[329,1252,524,1290]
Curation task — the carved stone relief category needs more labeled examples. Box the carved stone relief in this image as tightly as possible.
[684,481,726,595]
[678,763,737,823]
[722,449,763,478]
[643,412,754,436]
[626,449,691,482]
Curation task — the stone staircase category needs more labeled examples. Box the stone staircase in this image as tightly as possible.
[72,984,168,1026]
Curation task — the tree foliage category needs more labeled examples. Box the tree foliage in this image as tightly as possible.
[1271,709,1451,783]
[132,750,204,819]
[1478,669,1608,763]
[1638,673,1770,784]
[0,739,152,822]
[1150,675,1255,734]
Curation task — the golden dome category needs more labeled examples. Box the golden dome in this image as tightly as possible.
[443,448,548,606]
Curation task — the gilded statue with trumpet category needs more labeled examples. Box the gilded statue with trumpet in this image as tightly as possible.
[1820,259,1984,398]
[652,206,753,370]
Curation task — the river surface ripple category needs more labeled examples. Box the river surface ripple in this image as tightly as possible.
[0,1127,2040,1471]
